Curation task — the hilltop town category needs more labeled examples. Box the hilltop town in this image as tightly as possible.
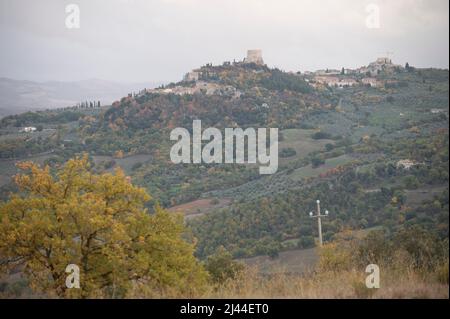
[143,50,408,97]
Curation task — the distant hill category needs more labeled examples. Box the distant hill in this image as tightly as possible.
[0,63,448,261]
[0,77,161,117]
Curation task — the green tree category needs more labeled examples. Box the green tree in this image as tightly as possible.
[0,155,207,298]
[311,156,325,168]
[403,175,419,189]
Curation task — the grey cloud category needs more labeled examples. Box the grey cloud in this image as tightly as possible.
[0,0,448,83]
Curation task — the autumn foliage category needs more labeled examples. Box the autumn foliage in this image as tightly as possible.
[0,155,207,298]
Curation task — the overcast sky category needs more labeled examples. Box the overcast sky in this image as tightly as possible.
[0,0,448,83]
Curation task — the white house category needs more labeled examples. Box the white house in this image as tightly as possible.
[21,126,37,133]
[362,77,381,88]
[396,159,417,170]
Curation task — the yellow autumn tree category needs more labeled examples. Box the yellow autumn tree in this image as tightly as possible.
[0,154,208,298]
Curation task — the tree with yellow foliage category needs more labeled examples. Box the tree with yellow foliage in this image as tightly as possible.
[0,154,207,298]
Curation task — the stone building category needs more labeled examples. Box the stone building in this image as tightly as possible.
[244,49,264,65]
[362,77,381,87]
[183,71,200,82]
[358,57,402,76]
[314,76,357,88]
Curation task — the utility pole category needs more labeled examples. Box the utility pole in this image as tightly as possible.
[309,200,329,246]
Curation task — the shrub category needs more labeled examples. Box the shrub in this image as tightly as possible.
[210,198,220,205]
[325,143,335,151]
[298,236,315,249]
[280,147,297,158]
[318,243,353,272]
[204,247,244,284]
[311,131,332,140]
[131,161,143,171]
[311,156,325,168]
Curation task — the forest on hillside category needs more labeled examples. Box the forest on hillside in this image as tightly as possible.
[0,64,448,298]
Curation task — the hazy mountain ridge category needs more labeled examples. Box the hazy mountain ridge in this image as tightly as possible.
[0,77,162,117]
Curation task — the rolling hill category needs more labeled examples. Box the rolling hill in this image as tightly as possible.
[0,61,448,262]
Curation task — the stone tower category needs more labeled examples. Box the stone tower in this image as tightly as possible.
[244,49,264,65]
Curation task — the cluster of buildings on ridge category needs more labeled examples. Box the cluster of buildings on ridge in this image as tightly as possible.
[305,56,404,89]
[143,50,265,97]
[143,50,407,97]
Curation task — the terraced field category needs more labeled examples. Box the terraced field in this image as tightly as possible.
[289,154,355,181]
[168,197,232,219]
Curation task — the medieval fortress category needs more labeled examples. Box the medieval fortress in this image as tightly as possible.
[142,49,406,96]
[183,49,265,82]
[243,50,264,65]
[147,50,267,97]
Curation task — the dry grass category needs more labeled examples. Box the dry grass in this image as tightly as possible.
[204,266,449,299]
[2,266,447,299]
